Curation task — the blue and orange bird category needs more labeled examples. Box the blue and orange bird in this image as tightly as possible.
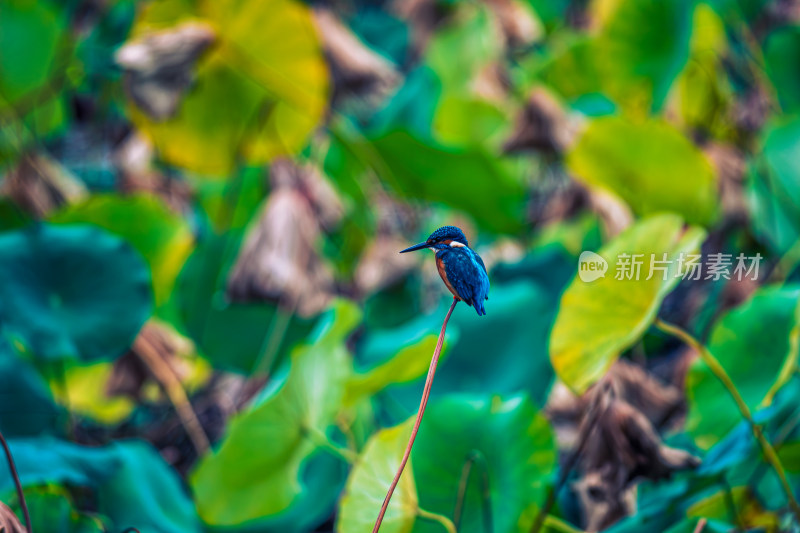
[400,226,489,315]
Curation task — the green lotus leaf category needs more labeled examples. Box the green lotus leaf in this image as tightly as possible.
[0,438,200,532]
[540,0,691,114]
[48,361,135,425]
[191,301,359,525]
[595,0,692,111]
[765,26,800,113]
[748,116,800,256]
[0,224,152,361]
[686,486,778,531]
[0,0,69,164]
[0,339,61,437]
[175,233,314,374]
[411,394,556,533]
[365,131,526,234]
[11,486,105,533]
[686,285,800,449]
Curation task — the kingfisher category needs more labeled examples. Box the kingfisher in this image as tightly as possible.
[400,226,489,316]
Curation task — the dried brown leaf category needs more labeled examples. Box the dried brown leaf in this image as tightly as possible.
[116,22,216,120]
[572,380,698,531]
[704,141,747,223]
[504,88,578,155]
[107,320,194,399]
[485,0,542,48]
[313,8,401,105]
[114,133,192,213]
[1,153,87,217]
[355,236,418,295]
[0,501,25,533]
[227,159,341,317]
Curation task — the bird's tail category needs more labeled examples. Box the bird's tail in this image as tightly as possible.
[474,301,486,316]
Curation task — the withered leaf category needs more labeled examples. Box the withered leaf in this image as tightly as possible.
[116,22,216,120]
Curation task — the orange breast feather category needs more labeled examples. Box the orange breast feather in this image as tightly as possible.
[436,254,461,300]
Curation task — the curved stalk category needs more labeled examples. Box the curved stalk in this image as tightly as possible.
[417,507,457,533]
[454,450,492,533]
[530,379,606,533]
[135,334,210,456]
[372,298,458,533]
[0,429,31,533]
[655,318,800,522]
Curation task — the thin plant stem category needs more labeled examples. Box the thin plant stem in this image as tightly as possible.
[372,298,458,533]
[454,450,493,533]
[655,318,800,523]
[251,305,293,379]
[52,360,74,440]
[417,507,457,533]
[233,302,296,409]
[529,382,606,533]
[135,333,210,456]
[0,429,31,533]
[721,476,744,532]
[692,518,707,533]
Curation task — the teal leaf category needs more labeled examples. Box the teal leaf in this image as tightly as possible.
[50,194,195,307]
[97,441,201,533]
[411,394,557,533]
[0,224,152,361]
[0,339,61,437]
[0,438,200,532]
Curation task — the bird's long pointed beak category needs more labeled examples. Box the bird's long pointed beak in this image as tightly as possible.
[399,242,429,253]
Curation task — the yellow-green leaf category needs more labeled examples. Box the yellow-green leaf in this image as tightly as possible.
[49,362,135,425]
[566,116,718,226]
[687,486,779,531]
[550,213,706,393]
[337,418,418,533]
[344,334,445,407]
[128,0,329,175]
[191,301,359,525]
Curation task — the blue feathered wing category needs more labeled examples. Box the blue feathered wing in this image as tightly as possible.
[442,248,490,316]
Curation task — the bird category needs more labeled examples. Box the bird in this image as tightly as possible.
[400,225,489,316]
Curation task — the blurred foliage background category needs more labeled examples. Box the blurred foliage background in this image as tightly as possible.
[3,0,800,531]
